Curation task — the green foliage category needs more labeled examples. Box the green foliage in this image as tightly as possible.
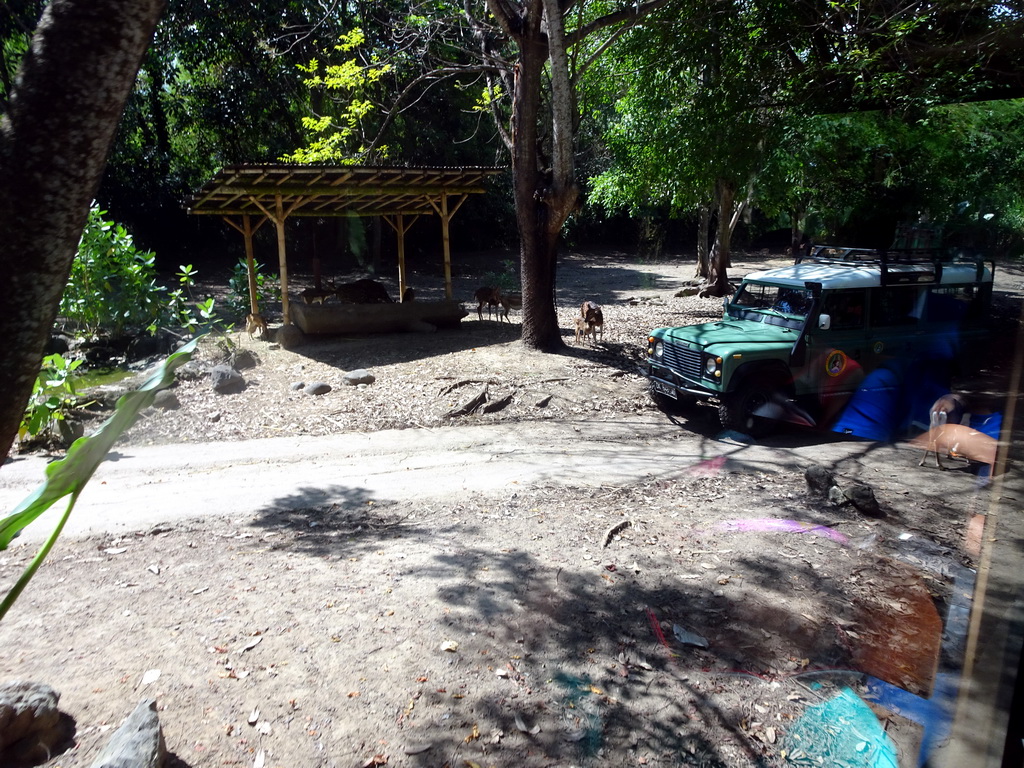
[165,263,219,334]
[0,338,200,623]
[61,205,166,336]
[281,29,392,163]
[226,259,279,319]
[18,354,83,444]
[61,206,221,336]
[481,259,520,293]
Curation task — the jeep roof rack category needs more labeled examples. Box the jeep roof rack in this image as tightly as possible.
[795,245,992,286]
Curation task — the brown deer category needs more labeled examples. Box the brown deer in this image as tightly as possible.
[475,286,501,320]
[919,393,969,468]
[245,312,268,340]
[580,300,604,342]
[498,291,522,322]
[574,315,593,344]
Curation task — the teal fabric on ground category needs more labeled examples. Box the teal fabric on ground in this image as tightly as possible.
[783,687,899,767]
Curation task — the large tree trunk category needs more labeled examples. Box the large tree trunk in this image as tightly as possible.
[510,0,578,351]
[0,0,165,463]
[705,178,736,297]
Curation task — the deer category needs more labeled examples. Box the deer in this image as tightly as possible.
[580,300,604,342]
[245,312,268,340]
[498,291,522,322]
[919,393,969,469]
[474,286,501,320]
[299,286,335,305]
[574,315,594,344]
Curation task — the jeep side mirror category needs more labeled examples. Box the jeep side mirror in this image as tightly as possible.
[818,313,831,330]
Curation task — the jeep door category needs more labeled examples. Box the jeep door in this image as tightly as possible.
[865,285,928,372]
[798,288,869,421]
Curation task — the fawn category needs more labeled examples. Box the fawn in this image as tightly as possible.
[245,313,268,340]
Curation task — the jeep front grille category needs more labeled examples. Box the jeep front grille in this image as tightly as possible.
[662,342,702,380]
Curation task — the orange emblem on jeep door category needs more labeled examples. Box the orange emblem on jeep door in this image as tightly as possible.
[826,350,848,377]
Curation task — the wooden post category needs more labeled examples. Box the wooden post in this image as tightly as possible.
[275,194,290,325]
[429,193,468,301]
[222,214,267,316]
[441,193,452,299]
[243,215,258,315]
[383,214,419,302]
[396,214,407,299]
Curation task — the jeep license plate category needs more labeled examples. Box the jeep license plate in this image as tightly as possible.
[651,380,677,399]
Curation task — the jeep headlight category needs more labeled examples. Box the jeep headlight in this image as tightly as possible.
[648,338,663,359]
[704,355,722,377]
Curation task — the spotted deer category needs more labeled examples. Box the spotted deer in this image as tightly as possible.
[919,393,969,469]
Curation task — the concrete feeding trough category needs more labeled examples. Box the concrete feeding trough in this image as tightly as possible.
[290,299,468,335]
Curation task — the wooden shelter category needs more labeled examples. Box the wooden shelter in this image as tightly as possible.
[186,164,504,326]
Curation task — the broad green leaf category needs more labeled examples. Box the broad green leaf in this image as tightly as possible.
[0,336,201,550]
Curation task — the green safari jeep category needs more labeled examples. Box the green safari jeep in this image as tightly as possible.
[645,246,994,437]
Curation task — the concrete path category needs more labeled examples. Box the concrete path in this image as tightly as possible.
[0,414,983,543]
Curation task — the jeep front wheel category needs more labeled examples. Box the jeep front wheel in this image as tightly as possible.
[718,379,786,437]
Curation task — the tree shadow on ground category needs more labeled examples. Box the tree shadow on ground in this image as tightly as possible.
[238,469,956,767]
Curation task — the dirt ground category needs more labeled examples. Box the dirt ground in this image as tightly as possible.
[1,248,1021,768]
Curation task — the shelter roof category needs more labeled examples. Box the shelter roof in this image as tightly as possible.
[186,164,505,218]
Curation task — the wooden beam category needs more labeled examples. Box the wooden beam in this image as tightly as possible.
[212,184,488,198]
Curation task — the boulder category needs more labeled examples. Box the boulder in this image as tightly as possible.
[304,382,332,396]
[344,369,375,386]
[89,699,165,768]
[174,360,208,382]
[152,391,180,411]
[275,324,305,350]
[210,365,245,395]
[804,465,836,497]
[231,349,260,371]
[0,681,63,765]
[827,486,849,506]
[845,484,884,518]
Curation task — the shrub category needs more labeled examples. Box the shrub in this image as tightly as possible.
[226,259,279,319]
[18,353,83,444]
[60,206,221,337]
[60,205,165,336]
[481,258,520,293]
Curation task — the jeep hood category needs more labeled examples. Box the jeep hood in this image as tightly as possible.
[658,319,798,350]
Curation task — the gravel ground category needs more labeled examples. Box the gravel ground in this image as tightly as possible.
[2,247,1019,768]
[101,249,745,449]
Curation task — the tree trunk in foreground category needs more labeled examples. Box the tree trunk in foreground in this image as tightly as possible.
[508,0,579,351]
[0,0,166,463]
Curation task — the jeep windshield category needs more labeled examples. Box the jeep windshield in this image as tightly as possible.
[727,282,811,329]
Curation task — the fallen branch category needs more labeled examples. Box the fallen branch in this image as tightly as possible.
[602,519,633,548]
[439,378,498,396]
[446,387,488,418]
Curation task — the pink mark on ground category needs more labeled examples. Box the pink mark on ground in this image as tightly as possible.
[716,518,850,545]
[685,455,727,477]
